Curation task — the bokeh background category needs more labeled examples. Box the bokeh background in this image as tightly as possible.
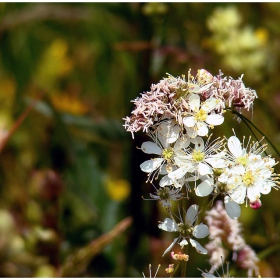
[0,2,280,277]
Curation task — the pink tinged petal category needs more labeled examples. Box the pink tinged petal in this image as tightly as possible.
[191,136,205,151]
[230,187,246,204]
[188,83,201,93]
[193,224,209,238]
[195,179,213,197]
[247,187,261,202]
[168,167,189,180]
[196,122,208,137]
[140,158,164,173]
[206,114,224,126]
[224,195,241,219]
[228,136,242,158]
[158,218,178,232]
[198,162,213,176]
[189,238,207,254]
[186,204,199,225]
[201,98,218,112]
[183,116,195,128]
[141,141,162,155]
[189,93,201,112]
[162,237,179,257]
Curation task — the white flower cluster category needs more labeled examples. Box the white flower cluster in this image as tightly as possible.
[124,69,279,267]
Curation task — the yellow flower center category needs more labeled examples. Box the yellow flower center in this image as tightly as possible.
[162,147,174,160]
[194,109,207,122]
[192,150,205,162]
[236,155,249,166]
[242,171,254,186]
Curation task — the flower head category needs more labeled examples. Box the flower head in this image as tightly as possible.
[158,204,209,256]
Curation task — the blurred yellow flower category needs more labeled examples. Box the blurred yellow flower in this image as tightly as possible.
[35,39,73,89]
[105,178,131,202]
[255,27,269,45]
[50,92,89,115]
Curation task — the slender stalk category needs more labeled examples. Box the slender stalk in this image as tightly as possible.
[228,108,280,158]
[180,196,188,278]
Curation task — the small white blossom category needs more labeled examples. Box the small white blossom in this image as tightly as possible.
[158,204,209,256]
[220,135,280,204]
[183,93,224,138]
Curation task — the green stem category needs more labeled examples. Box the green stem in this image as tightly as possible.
[181,245,189,278]
[257,242,280,260]
[228,108,280,158]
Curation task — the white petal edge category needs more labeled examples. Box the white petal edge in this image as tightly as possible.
[206,114,224,126]
[141,141,162,155]
[158,218,178,232]
[195,179,214,197]
[140,158,164,173]
[162,237,179,257]
[224,196,241,219]
[228,136,242,158]
[193,223,209,238]
[189,238,207,254]
[186,204,199,225]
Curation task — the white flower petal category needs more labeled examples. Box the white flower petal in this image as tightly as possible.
[158,218,178,232]
[189,238,207,254]
[195,179,213,197]
[141,141,162,155]
[168,167,189,180]
[260,183,272,194]
[159,175,173,187]
[202,272,217,278]
[140,158,163,173]
[201,97,218,112]
[205,156,226,168]
[186,204,199,225]
[183,116,196,128]
[193,224,209,238]
[224,196,241,219]
[230,187,247,204]
[185,126,196,138]
[191,136,205,151]
[247,187,261,202]
[206,114,224,126]
[198,162,213,176]
[228,136,242,158]
[179,238,188,248]
[162,237,179,257]
[174,135,190,151]
[196,122,209,137]
[159,120,180,144]
[189,93,200,112]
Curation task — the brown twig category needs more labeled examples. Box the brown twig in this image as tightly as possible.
[59,216,133,277]
[0,3,92,33]
[0,92,45,153]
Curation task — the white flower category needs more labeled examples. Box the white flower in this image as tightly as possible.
[164,136,226,191]
[183,93,224,138]
[220,135,280,204]
[148,185,184,209]
[139,121,190,183]
[158,204,209,256]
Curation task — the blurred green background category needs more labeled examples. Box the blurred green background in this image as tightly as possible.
[0,2,280,277]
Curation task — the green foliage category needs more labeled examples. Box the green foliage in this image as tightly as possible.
[0,2,280,277]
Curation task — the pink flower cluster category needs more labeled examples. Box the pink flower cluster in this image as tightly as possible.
[123,69,257,138]
[204,200,259,277]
